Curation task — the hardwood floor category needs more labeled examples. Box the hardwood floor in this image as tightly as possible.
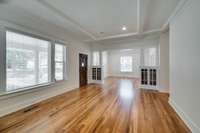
[0,77,191,133]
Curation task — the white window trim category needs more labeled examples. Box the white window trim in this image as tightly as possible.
[0,27,68,95]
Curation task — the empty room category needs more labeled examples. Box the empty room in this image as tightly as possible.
[0,0,199,132]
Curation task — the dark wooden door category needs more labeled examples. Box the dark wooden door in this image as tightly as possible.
[79,53,88,87]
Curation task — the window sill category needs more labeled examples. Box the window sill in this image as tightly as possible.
[54,79,66,84]
[0,82,54,100]
[55,77,68,82]
[0,78,69,100]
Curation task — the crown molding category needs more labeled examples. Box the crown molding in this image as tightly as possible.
[0,20,69,44]
[162,0,190,30]
[37,0,180,42]
[37,0,158,42]
[37,0,97,40]
[137,0,142,33]
[95,32,139,41]
[87,29,162,43]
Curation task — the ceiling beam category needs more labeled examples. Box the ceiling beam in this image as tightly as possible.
[162,0,190,30]
[137,0,142,33]
[92,0,144,41]
[37,0,178,42]
[89,29,162,42]
[94,32,138,41]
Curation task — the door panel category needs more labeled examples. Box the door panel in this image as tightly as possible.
[79,53,88,87]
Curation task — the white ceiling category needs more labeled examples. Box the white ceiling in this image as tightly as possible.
[0,0,180,42]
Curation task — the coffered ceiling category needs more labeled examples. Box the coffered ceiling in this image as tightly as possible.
[0,0,181,42]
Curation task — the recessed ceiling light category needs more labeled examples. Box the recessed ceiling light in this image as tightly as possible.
[122,26,127,31]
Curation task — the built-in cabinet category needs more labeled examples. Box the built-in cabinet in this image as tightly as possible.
[141,69,148,85]
[92,67,102,81]
[140,66,159,89]
[149,69,157,86]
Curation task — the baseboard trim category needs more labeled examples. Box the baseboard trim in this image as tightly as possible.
[107,76,140,79]
[158,90,169,93]
[0,86,77,117]
[169,98,200,133]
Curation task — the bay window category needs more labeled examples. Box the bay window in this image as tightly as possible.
[6,31,51,91]
[0,29,68,93]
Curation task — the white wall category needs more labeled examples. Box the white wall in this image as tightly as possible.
[0,22,91,117]
[107,49,141,78]
[97,37,160,51]
[101,37,160,78]
[169,0,200,132]
[91,36,170,91]
[159,31,170,92]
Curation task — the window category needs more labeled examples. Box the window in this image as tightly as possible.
[6,31,51,91]
[55,43,66,81]
[144,47,157,66]
[0,29,68,93]
[92,51,100,66]
[120,56,133,72]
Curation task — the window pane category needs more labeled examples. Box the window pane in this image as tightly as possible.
[39,51,48,84]
[55,62,63,81]
[144,47,157,66]
[120,56,132,72]
[55,44,63,62]
[55,44,65,81]
[92,51,100,66]
[6,31,50,91]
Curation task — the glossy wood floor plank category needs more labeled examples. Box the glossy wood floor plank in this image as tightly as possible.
[0,77,191,133]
